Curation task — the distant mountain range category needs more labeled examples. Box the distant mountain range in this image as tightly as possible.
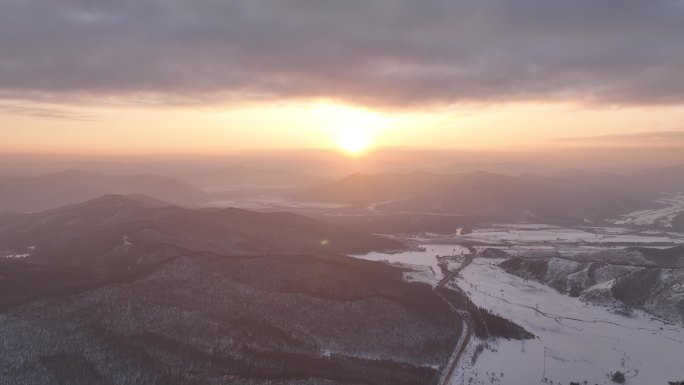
[544,164,684,198]
[5,164,684,227]
[0,194,403,268]
[301,171,647,224]
[0,170,208,212]
[179,165,327,192]
[0,166,330,213]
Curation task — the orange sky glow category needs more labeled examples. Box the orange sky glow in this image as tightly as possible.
[3,100,684,157]
[2,1,684,162]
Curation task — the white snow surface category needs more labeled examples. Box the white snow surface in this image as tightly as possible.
[412,224,684,255]
[613,194,684,227]
[1,253,30,259]
[452,258,684,385]
[402,265,442,285]
[352,244,470,282]
[1,246,36,259]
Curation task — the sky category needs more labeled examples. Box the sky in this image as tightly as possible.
[1,0,684,158]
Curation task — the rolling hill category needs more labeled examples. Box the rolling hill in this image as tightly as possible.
[0,195,459,385]
[0,194,404,268]
[0,170,208,212]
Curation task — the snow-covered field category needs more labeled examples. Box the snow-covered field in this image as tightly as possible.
[1,246,34,259]
[452,258,684,385]
[350,230,684,384]
[0,253,30,259]
[353,244,470,283]
[613,194,684,227]
[447,224,684,251]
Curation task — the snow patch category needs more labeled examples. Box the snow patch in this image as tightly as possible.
[1,253,30,259]
[613,194,684,227]
[352,244,470,282]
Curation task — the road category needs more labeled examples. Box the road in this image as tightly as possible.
[434,247,477,385]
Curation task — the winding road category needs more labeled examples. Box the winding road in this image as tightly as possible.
[434,246,477,385]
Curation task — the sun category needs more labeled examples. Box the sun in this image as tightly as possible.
[338,128,371,155]
[312,103,386,156]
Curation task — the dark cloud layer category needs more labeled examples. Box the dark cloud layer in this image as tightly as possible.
[1,0,683,108]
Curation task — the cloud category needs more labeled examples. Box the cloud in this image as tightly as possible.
[552,129,684,146]
[1,0,683,108]
[0,101,97,121]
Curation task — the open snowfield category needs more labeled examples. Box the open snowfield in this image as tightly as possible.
[445,224,684,252]
[1,246,33,259]
[353,244,470,283]
[351,235,684,384]
[452,258,684,385]
[0,253,30,259]
[613,194,684,227]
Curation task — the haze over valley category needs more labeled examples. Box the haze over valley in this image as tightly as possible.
[3,1,684,384]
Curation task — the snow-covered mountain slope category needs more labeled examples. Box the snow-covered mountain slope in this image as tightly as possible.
[498,247,684,324]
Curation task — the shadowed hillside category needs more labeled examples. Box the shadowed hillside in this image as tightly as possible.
[0,196,460,385]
